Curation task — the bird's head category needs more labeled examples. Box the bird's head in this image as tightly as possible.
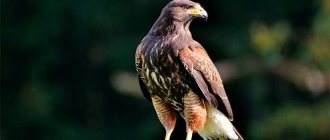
[149,0,207,36]
[163,0,208,23]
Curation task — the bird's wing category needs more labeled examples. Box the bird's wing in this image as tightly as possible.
[179,43,233,121]
[135,42,152,102]
[138,75,152,102]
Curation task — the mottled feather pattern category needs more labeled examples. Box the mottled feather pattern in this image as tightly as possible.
[136,35,190,114]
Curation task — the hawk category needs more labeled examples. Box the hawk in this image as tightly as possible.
[135,0,243,139]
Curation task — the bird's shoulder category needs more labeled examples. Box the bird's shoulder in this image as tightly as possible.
[179,41,223,92]
[179,40,212,65]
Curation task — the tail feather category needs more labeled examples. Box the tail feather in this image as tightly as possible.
[197,103,244,140]
[233,125,244,140]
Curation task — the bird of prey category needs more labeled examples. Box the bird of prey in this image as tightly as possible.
[135,0,243,139]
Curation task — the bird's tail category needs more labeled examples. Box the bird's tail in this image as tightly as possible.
[197,103,244,140]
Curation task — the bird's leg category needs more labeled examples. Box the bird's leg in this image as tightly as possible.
[165,129,174,140]
[151,96,177,140]
[186,128,193,140]
[183,91,207,140]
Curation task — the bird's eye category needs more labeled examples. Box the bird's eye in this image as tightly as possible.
[183,5,193,9]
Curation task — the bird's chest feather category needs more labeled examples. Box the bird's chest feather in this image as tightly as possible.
[139,45,191,109]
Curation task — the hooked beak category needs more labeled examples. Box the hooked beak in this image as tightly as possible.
[199,10,208,21]
[188,6,208,21]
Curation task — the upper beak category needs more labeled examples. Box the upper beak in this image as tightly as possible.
[188,6,208,20]
[199,10,208,20]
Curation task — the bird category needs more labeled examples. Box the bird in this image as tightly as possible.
[135,0,243,140]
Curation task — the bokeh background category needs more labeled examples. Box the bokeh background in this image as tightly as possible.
[2,0,330,139]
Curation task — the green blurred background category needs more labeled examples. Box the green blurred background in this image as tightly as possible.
[1,0,330,139]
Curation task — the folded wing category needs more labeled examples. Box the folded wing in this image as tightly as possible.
[179,43,234,121]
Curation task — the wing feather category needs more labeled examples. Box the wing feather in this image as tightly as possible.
[179,43,234,120]
[191,69,217,105]
[136,42,152,102]
[138,75,152,102]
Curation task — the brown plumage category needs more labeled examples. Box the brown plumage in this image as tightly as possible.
[135,0,243,139]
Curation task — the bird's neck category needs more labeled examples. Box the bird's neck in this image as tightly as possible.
[149,13,192,38]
